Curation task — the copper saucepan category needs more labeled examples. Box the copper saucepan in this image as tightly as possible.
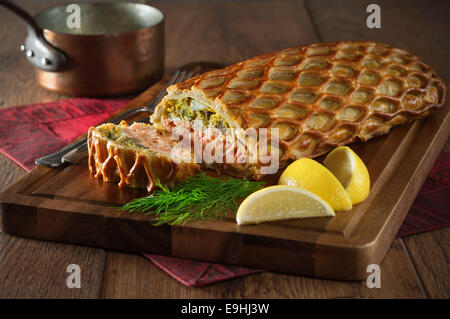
[0,0,165,96]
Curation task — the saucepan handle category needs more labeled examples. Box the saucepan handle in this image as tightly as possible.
[0,0,66,71]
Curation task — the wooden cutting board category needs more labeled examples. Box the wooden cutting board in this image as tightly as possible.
[0,76,449,281]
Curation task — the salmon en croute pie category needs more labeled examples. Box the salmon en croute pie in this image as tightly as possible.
[88,41,446,192]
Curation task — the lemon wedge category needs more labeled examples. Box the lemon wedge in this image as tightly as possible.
[324,146,370,205]
[236,185,335,225]
[279,158,352,211]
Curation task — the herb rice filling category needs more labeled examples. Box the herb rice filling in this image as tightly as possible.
[102,126,147,149]
[166,97,229,129]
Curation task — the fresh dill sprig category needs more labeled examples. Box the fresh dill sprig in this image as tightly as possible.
[120,173,265,226]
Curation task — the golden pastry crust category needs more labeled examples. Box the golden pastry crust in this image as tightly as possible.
[90,41,446,190]
[152,41,446,168]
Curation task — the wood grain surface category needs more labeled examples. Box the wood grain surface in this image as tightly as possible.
[0,0,448,298]
[3,63,446,280]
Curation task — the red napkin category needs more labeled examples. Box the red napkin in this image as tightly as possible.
[0,98,448,287]
[396,151,450,237]
[0,98,129,171]
[144,254,263,287]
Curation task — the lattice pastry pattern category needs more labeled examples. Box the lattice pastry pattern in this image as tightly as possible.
[156,41,445,165]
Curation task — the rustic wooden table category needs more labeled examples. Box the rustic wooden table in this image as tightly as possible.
[0,0,448,298]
